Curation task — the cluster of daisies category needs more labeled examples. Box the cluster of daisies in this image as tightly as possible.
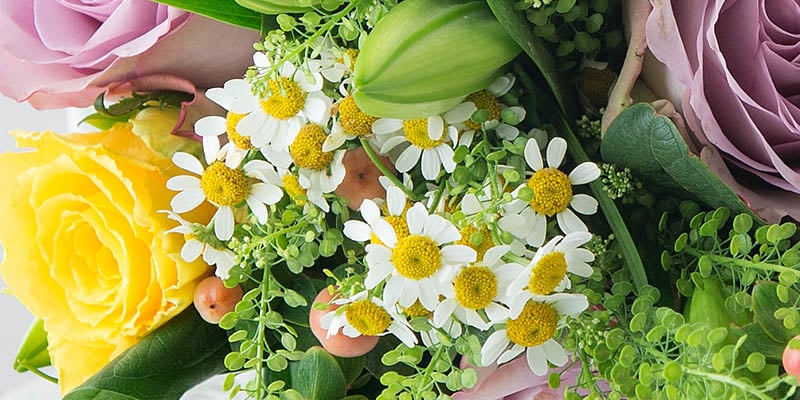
[163,40,602,376]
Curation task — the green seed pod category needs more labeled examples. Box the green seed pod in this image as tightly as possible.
[352,0,521,119]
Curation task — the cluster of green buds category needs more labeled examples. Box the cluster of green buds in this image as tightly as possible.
[352,0,522,119]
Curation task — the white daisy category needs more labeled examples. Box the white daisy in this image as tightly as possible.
[322,95,378,152]
[320,292,417,348]
[237,54,332,152]
[480,293,588,376]
[308,39,356,84]
[167,151,284,241]
[372,102,476,180]
[343,185,408,243]
[162,211,238,280]
[288,124,346,213]
[432,245,519,330]
[504,232,595,318]
[498,137,600,247]
[462,74,526,141]
[362,203,477,311]
[195,78,260,168]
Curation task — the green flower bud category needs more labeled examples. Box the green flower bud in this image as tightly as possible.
[352,0,521,119]
[13,318,51,373]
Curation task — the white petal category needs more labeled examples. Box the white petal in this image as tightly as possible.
[546,137,567,168]
[441,245,477,265]
[427,116,445,141]
[380,135,408,153]
[359,199,382,222]
[558,231,592,250]
[372,118,403,135]
[526,213,547,247]
[552,293,588,316]
[461,194,482,215]
[483,245,510,266]
[166,175,200,191]
[424,214,460,244]
[497,344,525,365]
[372,219,398,248]
[171,189,206,213]
[443,102,476,124]
[569,162,601,185]
[556,209,588,233]
[524,138,543,171]
[436,145,456,173]
[386,187,406,217]
[173,152,205,175]
[181,240,203,262]
[495,124,519,141]
[195,116,227,137]
[405,203,428,235]
[205,87,232,109]
[250,183,284,205]
[383,275,405,306]
[433,299,457,328]
[417,279,439,310]
[396,146,422,173]
[541,339,568,367]
[526,346,548,376]
[343,220,372,242]
[484,303,508,323]
[213,206,235,241]
[398,281,420,308]
[481,330,510,366]
[304,95,331,125]
[389,322,418,347]
[420,149,441,180]
[246,196,269,224]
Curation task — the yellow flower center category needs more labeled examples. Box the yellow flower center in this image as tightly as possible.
[527,167,572,216]
[457,225,493,261]
[289,124,334,171]
[465,90,501,130]
[403,119,444,149]
[260,77,307,120]
[338,95,376,136]
[336,48,359,68]
[391,234,441,280]
[402,300,432,318]
[345,299,391,336]
[225,112,253,150]
[528,252,567,295]
[200,162,250,206]
[282,173,306,206]
[454,266,497,310]
[370,215,409,245]
[506,301,558,347]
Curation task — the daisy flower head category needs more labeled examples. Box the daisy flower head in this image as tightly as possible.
[167,152,285,241]
[505,231,595,318]
[289,124,347,212]
[480,292,589,376]
[323,95,379,152]
[363,202,477,311]
[343,185,410,245]
[308,38,357,84]
[195,79,260,168]
[463,73,526,141]
[320,292,417,348]
[237,54,332,151]
[372,102,477,180]
[433,245,519,330]
[499,137,601,247]
[162,211,238,279]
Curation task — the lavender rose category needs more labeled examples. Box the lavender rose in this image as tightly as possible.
[0,0,258,110]
[638,0,800,222]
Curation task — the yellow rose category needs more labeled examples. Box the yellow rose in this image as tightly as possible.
[0,121,212,393]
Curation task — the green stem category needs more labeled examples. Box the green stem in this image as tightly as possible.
[685,249,796,275]
[682,368,772,400]
[358,138,419,201]
[254,261,273,399]
[21,366,58,384]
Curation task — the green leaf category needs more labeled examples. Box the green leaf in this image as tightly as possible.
[601,103,763,223]
[752,281,800,344]
[734,323,786,364]
[13,318,53,380]
[64,307,230,400]
[335,355,367,386]
[290,347,347,400]
[486,0,580,119]
[153,0,262,30]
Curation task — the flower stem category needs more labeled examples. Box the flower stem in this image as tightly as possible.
[358,137,419,201]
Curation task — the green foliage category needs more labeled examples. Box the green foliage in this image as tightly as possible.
[152,0,262,30]
[81,91,193,130]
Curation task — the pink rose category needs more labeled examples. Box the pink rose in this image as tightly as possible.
[0,0,259,110]
[637,0,800,222]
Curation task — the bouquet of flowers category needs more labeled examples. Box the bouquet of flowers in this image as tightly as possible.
[3,0,800,399]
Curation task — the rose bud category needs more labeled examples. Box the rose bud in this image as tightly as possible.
[352,0,521,119]
[309,289,379,358]
[335,146,396,210]
[193,276,243,324]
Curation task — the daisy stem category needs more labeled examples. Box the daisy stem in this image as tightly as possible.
[358,137,420,201]
[254,261,273,399]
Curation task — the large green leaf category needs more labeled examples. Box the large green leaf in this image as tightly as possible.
[64,307,230,400]
[486,0,579,119]
[153,0,262,31]
[601,103,761,221]
[290,347,347,400]
[752,281,800,344]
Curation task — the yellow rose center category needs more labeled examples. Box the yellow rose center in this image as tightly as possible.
[456,225,493,261]
[200,162,250,206]
[345,299,391,336]
[225,112,253,150]
[454,266,497,310]
[370,215,409,245]
[465,90,501,130]
[391,234,441,280]
[527,167,572,216]
[282,173,306,206]
[289,124,333,171]
[260,77,307,120]
[403,119,443,149]
[338,95,377,136]
[506,301,558,347]
[528,252,567,295]
[402,300,433,318]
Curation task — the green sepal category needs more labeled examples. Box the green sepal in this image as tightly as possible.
[352,0,521,119]
[13,318,51,373]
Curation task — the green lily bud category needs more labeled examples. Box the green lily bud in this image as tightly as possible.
[352,0,521,119]
[235,0,319,14]
[13,318,51,373]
